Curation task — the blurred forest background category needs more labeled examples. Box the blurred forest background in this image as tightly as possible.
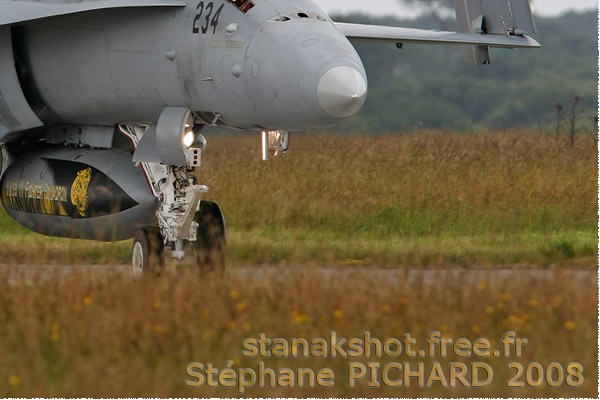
[328,10,598,133]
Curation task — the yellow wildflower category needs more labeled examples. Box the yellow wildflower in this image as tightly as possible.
[507,315,519,326]
[8,374,20,387]
[51,324,61,342]
[333,309,344,320]
[564,321,576,331]
[292,310,310,325]
[528,299,539,308]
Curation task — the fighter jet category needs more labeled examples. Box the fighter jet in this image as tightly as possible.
[0,0,539,274]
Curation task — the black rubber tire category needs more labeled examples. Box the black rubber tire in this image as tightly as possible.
[132,227,165,276]
[194,201,226,273]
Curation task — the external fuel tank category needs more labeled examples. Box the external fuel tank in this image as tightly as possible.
[1,146,158,241]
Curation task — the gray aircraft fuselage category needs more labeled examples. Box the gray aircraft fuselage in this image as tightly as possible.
[18,0,367,132]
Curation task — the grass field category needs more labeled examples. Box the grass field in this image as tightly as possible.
[0,130,597,397]
[0,130,596,268]
[0,266,596,397]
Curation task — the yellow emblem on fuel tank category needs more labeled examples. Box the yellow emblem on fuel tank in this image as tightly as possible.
[71,167,92,217]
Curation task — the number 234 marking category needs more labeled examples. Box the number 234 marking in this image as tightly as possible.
[193,2,224,34]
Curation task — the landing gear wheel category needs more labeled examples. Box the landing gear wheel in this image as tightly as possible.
[194,201,226,273]
[132,227,165,276]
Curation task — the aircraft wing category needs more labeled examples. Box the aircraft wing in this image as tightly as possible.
[335,23,540,49]
[0,0,186,27]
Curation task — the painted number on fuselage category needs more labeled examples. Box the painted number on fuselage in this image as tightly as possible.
[193,2,225,34]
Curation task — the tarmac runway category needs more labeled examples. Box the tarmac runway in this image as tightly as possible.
[0,263,596,288]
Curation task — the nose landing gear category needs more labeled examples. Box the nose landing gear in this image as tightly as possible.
[120,119,226,277]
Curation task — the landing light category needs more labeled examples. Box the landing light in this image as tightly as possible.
[132,107,205,167]
[183,130,195,148]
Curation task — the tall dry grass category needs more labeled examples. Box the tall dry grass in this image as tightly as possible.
[201,130,597,267]
[0,130,596,397]
[0,266,596,397]
[205,130,595,224]
[0,130,596,267]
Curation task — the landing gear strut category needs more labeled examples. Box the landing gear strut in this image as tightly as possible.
[120,119,226,276]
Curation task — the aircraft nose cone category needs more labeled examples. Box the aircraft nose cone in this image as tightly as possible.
[317,66,367,118]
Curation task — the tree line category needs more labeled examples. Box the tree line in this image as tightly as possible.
[330,10,598,133]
